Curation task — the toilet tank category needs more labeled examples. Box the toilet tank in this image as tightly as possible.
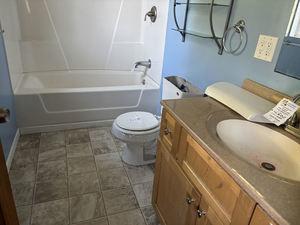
[162,76,203,100]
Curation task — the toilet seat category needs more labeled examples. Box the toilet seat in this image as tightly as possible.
[114,111,160,139]
[115,111,159,131]
[113,123,160,136]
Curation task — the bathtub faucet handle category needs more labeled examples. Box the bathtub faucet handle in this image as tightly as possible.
[144,6,157,23]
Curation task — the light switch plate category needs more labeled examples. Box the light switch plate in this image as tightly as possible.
[254,35,279,62]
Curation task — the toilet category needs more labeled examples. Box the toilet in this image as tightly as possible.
[112,76,202,166]
[112,111,160,166]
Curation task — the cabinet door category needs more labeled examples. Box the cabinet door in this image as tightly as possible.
[195,197,224,225]
[249,206,278,225]
[153,140,200,225]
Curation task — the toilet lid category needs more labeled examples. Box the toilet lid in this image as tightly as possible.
[116,111,159,131]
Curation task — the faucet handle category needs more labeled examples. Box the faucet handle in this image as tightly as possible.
[144,6,157,22]
[285,94,300,138]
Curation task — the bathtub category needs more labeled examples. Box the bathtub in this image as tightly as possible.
[15,70,160,133]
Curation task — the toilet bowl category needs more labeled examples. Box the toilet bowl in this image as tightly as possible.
[111,111,160,166]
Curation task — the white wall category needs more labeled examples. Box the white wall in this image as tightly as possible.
[17,0,169,84]
[0,0,23,91]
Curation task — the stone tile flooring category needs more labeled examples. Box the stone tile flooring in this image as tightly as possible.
[10,127,160,225]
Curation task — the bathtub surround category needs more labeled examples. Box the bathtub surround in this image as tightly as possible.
[163,0,300,96]
[10,0,169,132]
[16,0,169,85]
[0,0,23,90]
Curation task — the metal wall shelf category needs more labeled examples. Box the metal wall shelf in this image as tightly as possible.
[171,28,222,39]
[173,0,234,55]
[175,2,230,7]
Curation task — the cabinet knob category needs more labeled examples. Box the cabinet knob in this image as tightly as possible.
[163,128,171,135]
[186,197,195,205]
[197,208,207,218]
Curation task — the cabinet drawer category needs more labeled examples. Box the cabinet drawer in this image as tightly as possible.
[181,133,255,225]
[160,109,178,152]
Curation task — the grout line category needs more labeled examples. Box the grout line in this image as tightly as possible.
[89,132,110,224]
[112,129,155,225]
[110,129,150,224]
[30,133,41,225]
[43,0,70,70]
[63,130,72,225]
[94,128,140,223]
[122,162,149,225]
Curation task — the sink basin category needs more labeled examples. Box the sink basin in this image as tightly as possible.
[217,119,300,182]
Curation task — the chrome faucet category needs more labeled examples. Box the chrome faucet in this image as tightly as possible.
[134,59,151,69]
[285,94,300,138]
[134,59,151,85]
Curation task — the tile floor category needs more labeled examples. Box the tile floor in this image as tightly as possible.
[9,127,160,225]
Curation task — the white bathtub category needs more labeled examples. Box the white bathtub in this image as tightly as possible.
[15,70,160,133]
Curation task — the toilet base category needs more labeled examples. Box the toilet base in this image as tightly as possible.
[121,140,156,166]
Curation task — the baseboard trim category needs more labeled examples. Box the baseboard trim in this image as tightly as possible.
[6,129,20,171]
[20,120,114,134]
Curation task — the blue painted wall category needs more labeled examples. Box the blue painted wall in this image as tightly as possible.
[163,0,300,95]
[0,33,18,159]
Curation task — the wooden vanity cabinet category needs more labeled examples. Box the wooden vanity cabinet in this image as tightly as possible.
[178,130,256,225]
[153,109,275,225]
[153,140,200,225]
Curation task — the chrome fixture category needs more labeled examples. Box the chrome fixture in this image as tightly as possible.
[285,94,300,138]
[134,59,151,69]
[134,59,151,85]
[261,162,276,171]
[222,20,248,55]
[144,6,157,23]
[197,207,207,218]
[185,197,195,205]
[0,108,10,124]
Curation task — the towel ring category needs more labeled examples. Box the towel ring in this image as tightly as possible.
[223,20,247,54]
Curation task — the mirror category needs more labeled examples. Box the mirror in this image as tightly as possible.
[287,0,300,38]
[275,0,300,80]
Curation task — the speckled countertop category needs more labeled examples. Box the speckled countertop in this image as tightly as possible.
[162,96,300,225]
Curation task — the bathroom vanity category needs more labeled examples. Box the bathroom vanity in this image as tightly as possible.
[153,87,300,225]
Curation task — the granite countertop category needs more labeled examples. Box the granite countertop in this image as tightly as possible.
[162,96,300,225]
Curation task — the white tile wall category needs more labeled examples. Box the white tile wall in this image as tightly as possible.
[0,0,23,91]
[16,0,169,83]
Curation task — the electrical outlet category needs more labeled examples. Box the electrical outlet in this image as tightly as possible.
[254,35,278,62]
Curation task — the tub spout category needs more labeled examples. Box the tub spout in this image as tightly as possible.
[134,59,151,69]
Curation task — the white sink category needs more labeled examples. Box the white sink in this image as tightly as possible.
[217,119,300,182]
